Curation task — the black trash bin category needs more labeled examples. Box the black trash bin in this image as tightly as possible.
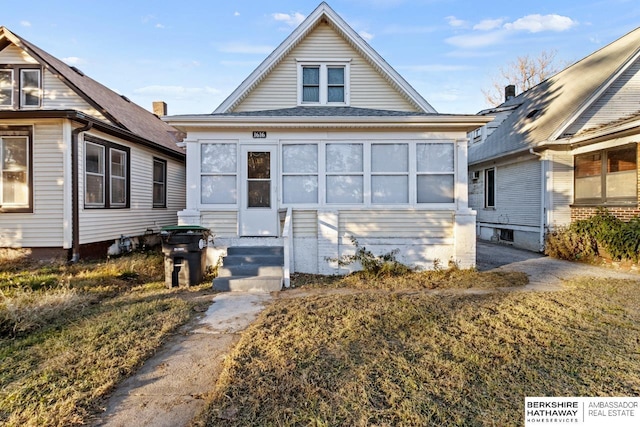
[160,225,210,288]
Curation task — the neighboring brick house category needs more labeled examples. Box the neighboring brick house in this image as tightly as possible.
[0,26,186,259]
[468,27,640,251]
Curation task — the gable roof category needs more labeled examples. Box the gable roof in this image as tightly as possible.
[0,26,184,156]
[214,2,436,114]
[469,26,640,164]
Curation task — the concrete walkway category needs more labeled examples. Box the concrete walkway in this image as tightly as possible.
[91,242,640,426]
[92,292,273,427]
[476,240,640,291]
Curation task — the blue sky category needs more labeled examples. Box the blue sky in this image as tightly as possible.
[2,0,640,115]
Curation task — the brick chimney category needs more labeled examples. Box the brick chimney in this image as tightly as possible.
[152,101,167,116]
[505,85,516,102]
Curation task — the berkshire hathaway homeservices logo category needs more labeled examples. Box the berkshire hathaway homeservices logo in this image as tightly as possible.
[525,397,639,426]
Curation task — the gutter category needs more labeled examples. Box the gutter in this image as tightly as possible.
[70,122,93,263]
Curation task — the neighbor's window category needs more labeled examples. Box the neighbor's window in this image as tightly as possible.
[298,62,349,105]
[20,69,41,107]
[282,144,318,204]
[0,127,32,211]
[575,144,637,205]
[326,143,363,204]
[485,168,495,208]
[153,158,167,208]
[201,143,237,204]
[371,143,408,204]
[84,137,130,208]
[417,142,455,204]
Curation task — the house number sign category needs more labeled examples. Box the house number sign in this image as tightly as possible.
[252,131,267,138]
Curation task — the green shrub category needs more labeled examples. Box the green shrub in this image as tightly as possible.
[545,209,640,262]
[330,237,412,277]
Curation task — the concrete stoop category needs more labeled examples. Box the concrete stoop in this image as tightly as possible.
[213,246,284,292]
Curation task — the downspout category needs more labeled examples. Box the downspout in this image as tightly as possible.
[529,148,546,252]
[70,122,93,263]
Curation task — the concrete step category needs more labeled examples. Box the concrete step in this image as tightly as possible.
[217,265,283,278]
[213,276,283,292]
[222,254,284,266]
[227,246,284,256]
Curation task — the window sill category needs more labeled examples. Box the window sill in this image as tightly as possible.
[0,207,33,213]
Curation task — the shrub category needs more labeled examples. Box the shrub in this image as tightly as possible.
[330,237,413,277]
[545,209,640,262]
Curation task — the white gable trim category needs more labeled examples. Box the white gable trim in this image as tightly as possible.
[214,2,436,114]
[550,47,640,141]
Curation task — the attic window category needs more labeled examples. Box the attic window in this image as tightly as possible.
[0,66,42,109]
[526,109,540,119]
[297,60,350,106]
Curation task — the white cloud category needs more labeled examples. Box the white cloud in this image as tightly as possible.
[155,23,165,29]
[234,11,240,16]
[446,16,467,28]
[504,14,577,33]
[218,42,274,55]
[359,30,374,41]
[63,56,85,65]
[474,18,504,31]
[445,31,506,49]
[134,85,220,98]
[20,20,31,27]
[272,12,306,27]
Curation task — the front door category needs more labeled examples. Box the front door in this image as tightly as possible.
[240,145,278,236]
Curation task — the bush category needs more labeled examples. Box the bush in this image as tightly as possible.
[330,237,413,277]
[545,209,640,262]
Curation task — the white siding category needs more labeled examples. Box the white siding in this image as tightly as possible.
[339,210,453,239]
[200,211,237,237]
[234,22,418,112]
[475,159,541,228]
[292,210,317,237]
[565,58,640,136]
[78,130,185,244]
[0,44,38,64]
[42,71,108,120]
[0,119,65,248]
[548,151,573,228]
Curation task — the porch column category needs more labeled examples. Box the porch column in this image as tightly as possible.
[454,137,476,268]
[317,210,340,275]
[177,138,201,225]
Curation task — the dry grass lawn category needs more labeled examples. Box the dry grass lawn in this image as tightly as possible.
[193,275,640,426]
[0,251,212,426]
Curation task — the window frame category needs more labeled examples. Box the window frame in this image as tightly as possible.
[279,140,457,208]
[485,167,496,208]
[574,144,638,206]
[153,158,167,208]
[0,69,14,108]
[84,136,130,209]
[0,65,42,109]
[297,60,350,106]
[0,125,33,213]
[200,142,238,206]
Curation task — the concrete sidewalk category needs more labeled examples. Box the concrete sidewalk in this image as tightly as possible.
[92,292,273,427]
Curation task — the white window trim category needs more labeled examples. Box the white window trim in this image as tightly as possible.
[109,148,127,207]
[19,69,42,108]
[0,69,14,109]
[199,141,239,208]
[296,59,351,106]
[85,141,106,208]
[0,135,30,208]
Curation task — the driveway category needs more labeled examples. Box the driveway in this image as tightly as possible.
[476,240,640,290]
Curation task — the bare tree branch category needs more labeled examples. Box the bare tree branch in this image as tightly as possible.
[482,49,563,107]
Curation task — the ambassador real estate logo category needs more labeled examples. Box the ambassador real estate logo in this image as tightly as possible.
[525,397,639,426]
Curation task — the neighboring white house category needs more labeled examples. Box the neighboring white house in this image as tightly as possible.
[0,26,186,260]
[166,2,490,278]
[469,27,640,252]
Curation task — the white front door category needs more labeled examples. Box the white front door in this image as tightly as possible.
[240,145,278,236]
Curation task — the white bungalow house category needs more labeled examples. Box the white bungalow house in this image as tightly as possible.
[165,2,490,288]
[0,26,185,260]
[469,27,640,252]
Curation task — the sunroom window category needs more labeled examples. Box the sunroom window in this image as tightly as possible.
[371,143,408,204]
[282,144,318,204]
[326,143,363,204]
[201,143,237,204]
[416,143,455,203]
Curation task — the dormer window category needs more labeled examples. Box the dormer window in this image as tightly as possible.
[298,60,350,106]
[0,66,42,109]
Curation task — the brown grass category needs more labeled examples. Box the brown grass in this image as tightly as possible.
[193,278,640,426]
